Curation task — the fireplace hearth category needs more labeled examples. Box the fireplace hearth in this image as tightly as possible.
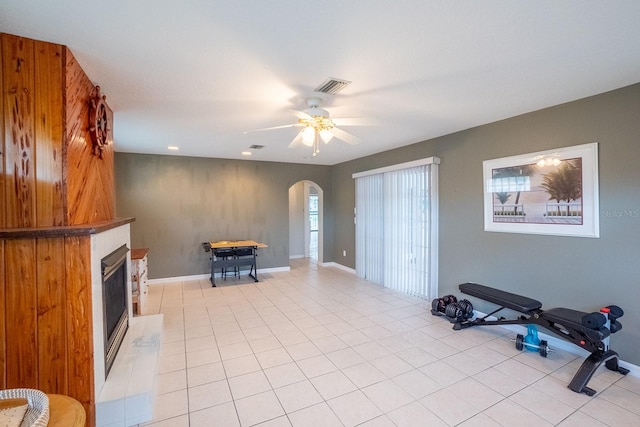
[101,244,130,377]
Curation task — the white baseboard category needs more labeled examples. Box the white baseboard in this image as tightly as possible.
[148,274,207,284]
[147,266,291,285]
[261,266,291,274]
[289,254,305,259]
[472,310,639,377]
[322,262,356,274]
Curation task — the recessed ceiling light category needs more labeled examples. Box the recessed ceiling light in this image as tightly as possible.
[168,146,179,150]
[242,151,252,156]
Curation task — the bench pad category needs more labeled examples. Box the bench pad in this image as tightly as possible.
[459,282,542,313]
[543,307,587,328]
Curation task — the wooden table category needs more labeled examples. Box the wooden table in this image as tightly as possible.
[206,240,267,287]
[48,394,86,427]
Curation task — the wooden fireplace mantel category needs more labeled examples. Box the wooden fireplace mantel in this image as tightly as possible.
[0,217,135,239]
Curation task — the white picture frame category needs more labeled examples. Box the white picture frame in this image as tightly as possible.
[483,142,599,238]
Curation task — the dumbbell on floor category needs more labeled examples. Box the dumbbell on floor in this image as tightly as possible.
[431,295,474,322]
[512,334,553,357]
[443,299,474,321]
[431,295,458,313]
[456,299,474,319]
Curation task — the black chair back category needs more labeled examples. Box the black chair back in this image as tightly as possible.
[214,248,234,258]
[234,247,254,257]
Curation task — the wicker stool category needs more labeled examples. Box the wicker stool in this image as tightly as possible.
[0,388,49,427]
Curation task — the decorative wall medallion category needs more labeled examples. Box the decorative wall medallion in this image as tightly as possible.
[89,85,110,158]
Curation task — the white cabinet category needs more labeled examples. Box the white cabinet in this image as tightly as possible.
[131,248,149,316]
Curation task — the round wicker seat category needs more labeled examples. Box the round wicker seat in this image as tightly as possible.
[0,388,49,427]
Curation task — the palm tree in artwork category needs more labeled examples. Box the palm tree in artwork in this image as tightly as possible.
[496,192,510,204]
[495,192,511,214]
[540,159,582,215]
[542,181,564,215]
[492,165,536,215]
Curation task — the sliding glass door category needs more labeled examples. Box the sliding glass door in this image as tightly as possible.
[354,158,439,299]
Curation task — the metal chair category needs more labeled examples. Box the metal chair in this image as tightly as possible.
[213,248,235,280]
[233,247,255,278]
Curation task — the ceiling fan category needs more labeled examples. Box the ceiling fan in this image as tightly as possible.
[246,96,365,156]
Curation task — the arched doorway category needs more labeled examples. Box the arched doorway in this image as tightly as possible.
[288,180,323,263]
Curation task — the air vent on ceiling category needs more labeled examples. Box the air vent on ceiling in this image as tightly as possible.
[314,77,351,95]
[249,144,265,150]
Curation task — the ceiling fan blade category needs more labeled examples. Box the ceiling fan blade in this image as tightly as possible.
[288,131,304,148]
[244,123,299,133]
[331,127,360,145]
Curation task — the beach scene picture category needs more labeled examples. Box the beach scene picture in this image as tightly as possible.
[490,157,583,225]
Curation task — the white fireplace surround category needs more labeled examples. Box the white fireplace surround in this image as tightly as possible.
[90,224,133,392]
[90,224,162,426]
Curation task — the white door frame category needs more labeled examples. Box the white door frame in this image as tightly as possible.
[289,180,323,264]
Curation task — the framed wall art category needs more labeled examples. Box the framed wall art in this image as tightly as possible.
[483,142,599,238]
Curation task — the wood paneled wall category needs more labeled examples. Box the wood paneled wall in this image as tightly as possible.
[64,235,95,424]
[0,241,5,392]
[36,40,65,227]
[0,36,6,228]
[0,235,95,423]
[1,33,116,427]
[65,49,115,225]
[1,33,114,228]
[2,35,37,227]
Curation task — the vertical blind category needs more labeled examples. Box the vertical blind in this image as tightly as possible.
[355,174,384,285]
[354,158,439,299]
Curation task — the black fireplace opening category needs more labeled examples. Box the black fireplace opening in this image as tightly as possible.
[102,244,130,378]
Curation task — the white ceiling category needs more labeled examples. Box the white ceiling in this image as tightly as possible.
[2,1,640,165]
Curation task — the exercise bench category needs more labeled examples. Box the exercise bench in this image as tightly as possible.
[451,282,629,396]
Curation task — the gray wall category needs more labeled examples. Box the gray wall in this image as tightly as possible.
[331,83,640,364]
[115,83,639,364]
[115,154,332,278]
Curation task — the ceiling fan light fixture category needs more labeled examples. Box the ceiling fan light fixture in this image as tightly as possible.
[250,93,362,157]
[301,126,315,146]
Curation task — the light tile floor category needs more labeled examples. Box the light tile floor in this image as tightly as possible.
[139,259,640,426]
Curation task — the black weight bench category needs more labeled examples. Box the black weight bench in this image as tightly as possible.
[453,282,629,396]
